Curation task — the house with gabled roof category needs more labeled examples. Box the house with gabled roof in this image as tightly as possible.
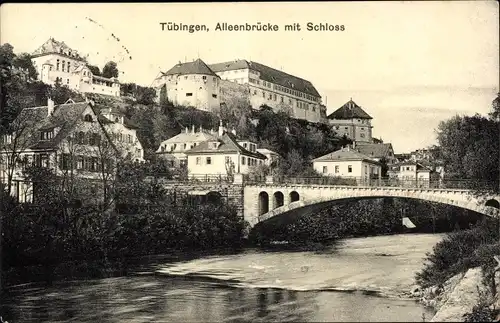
[353,141,396,164]
[0,97,142,203]
[312,146,382,183]
[184,128,267,177]
[328,99,373,143]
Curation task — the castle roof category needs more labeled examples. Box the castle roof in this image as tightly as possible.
[185,132,266,159]
[313,147,380,164]
[164,58,218,77]
[31,37,85,61]
[327,99,372,120]
[209,60,321,98]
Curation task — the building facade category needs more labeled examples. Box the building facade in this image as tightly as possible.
[387,161,440,188]
[184,132,267,177]
[0,98,143,203]
[155,125,220,168]
[31,38,120,97]
[327,99,373,143]
[154,58,326,123]
[99,107,144,162]
[312,146,382,184]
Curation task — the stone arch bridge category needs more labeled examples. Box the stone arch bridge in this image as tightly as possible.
[243,182,500,228]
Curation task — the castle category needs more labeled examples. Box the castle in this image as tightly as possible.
[152,58,327,123]
[30,38,121,97]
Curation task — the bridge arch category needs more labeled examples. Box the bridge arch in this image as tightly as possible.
[206,191,223,204]
[274,191,284,209]
[244,185,500,228]
[290,191,300,202]
[259,191,269,215]
[486,199,500,209]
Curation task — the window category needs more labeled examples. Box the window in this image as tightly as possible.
[91,157,98,171]
[183,143,187,150]
[323,166,328,174]
[67,62,71,72]
[335,165,339,173]
[348,165,353,173]
[84,114,93,122]
[213,77,216,82]
[196,157,201,165]
[212,94,217,98]
[128,134,132,143]
[77,156,84,169]
[184,76,188,80]
[365,165,368,174]
[273,94,277,101]
[67,79,69,85]
[225,156,231,164]
[360,133,365,138]
[281,96,284,103]
[242,156,246,165]
[202,76,207,80]
[206,157,212,165]
[186,93,193,97]
[56,59,60,70]
[262,91,265,98]
[62,60,65,71]
[253,90,257,95]
[243,143,247,148]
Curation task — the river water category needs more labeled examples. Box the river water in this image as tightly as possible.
[1,233,443,322]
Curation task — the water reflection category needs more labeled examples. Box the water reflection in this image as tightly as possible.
[2,234,441,322]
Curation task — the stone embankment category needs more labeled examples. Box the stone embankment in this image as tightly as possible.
[405,267,500,322]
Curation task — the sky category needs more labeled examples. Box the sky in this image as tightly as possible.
[1,2,498,153]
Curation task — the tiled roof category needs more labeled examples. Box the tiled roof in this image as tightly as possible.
[185,132,266,159]
[327,99,372,120]
[355,143,394,159]
[159,130,218,146]
[209,60,321,98]
[31,37,85,61]
[29,102,92,150]
[313,148,380,164]
[164,58,218,77]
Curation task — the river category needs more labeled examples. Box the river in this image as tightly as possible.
[1,233,443,322]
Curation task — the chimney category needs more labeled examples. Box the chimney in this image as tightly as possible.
[191,124,195,133]
[47,97,55,116]
[352,141,356,149]
[199,125,203,133]
[218,120,224,136]
[185,127,188,134]
[346,145,350,152]
[231,127,236,136]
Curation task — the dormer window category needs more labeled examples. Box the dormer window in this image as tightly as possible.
[114,117,119,123]
[84,114,93,122]
[40,130,54,140]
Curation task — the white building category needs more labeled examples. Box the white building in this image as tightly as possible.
[184,131,267,177]
[153,59,327,123]
[312,146,382,184]
[256,148,280,166]
[156,59,221,111]
[31,38,120,97]
[388,160,440,188]
[155,125,219,168]
[327,99,373,143]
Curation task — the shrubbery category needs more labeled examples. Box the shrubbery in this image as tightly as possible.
[415,219,500,288]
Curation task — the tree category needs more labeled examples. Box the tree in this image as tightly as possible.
[102,61,118,79]
[87,64,101,76]
[490,92,500,121]
[12,52,38,80]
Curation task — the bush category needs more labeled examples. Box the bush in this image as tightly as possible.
[415,218,499,288]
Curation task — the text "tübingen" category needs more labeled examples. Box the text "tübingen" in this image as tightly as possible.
[159,22,346,33]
